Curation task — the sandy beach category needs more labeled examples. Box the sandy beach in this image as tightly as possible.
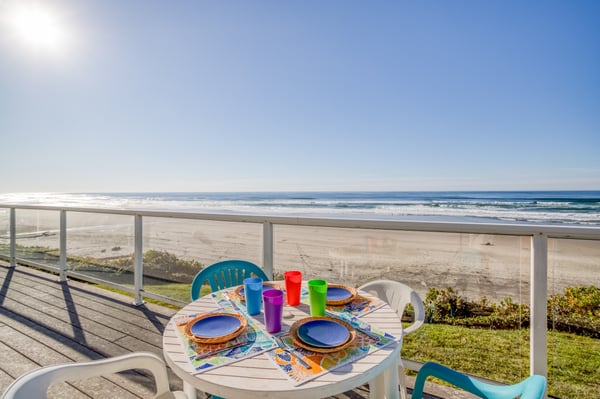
[2,211,599,303]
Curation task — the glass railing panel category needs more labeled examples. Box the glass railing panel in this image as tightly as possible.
[273,226,531,385]
[547,238,600,399]
[9,209,61,269]
[65,212,135,287]
[141,217,262,302]
[0,208,8,258]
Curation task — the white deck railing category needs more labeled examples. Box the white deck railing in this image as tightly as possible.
[2,203,600,382]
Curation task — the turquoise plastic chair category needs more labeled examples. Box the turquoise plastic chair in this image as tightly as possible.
[190,259,269,300]
[189,260,269,399]
[412,362,547,399]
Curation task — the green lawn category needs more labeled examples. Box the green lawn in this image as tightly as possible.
[402,324,600,399]
[144,282,193,302]
[143,282,212,302]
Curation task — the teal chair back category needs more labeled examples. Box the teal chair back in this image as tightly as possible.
[412,362,547,399]
[190,260,269,300]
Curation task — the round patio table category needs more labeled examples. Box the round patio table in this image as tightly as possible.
[162,283,403,399]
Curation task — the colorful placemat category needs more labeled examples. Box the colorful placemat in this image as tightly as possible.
[325,294,386,318]
[212,289,244,311]
[173,309,275,373]
[266,317,397,386]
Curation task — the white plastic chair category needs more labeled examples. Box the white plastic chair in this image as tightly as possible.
[359,279,425,399]
[1,352,188,399]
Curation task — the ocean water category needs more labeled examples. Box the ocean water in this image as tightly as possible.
[1,191,600,226]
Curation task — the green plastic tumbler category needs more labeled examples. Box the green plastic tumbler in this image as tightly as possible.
[308,279,327,316]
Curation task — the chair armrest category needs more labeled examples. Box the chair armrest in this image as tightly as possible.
[2,352,175,399]
[403,290,425,335]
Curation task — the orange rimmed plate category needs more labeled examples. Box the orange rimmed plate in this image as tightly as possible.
[289,316,356,353]
[326,284,357,305]
[184,312,247,344]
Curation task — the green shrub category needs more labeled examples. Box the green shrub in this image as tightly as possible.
[424,285,598,338]
[549,286,600,317]
[548,286,600,337]
[425,287,476,321]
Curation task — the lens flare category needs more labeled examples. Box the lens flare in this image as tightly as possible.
[6,2,69,55]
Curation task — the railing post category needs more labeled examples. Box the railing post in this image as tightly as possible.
[9,208,16,267]
[59,210,67,282]
[262,221,274,279]
[531,233,548,382]
[133,214,144,306]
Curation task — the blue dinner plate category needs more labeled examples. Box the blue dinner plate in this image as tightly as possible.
[327,287,352,301]
[297,319,350,348]
[190,314,241,338]
[238,283,277,297]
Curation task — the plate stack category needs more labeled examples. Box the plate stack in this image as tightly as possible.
[290,316,356,353]
[184,313,248,344]
[326,284,357,305]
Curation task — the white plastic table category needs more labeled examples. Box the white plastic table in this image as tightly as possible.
[162,286,403,399]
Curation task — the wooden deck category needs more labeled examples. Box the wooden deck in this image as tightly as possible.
[0,262,182,397]
[0,262,461,399]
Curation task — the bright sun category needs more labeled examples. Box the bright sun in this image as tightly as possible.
[7,2,69,55]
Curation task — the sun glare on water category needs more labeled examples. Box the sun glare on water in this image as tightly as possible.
[5,2,70,56]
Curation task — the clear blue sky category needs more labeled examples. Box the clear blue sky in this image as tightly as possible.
[1,0,599,193]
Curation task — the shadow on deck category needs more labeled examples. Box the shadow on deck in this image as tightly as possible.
[0,262,463,398]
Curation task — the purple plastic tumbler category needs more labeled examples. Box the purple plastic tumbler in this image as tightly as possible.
[263,289,284,333]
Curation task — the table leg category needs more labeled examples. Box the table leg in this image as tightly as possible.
[398,358,409,399]
[183,381,198,399]
[369,359,399,399]
[369,374,384,399]
[384,359,399,399]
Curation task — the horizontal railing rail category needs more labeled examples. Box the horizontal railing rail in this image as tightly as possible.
[1,203,600,388]
[2,203,600,239]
